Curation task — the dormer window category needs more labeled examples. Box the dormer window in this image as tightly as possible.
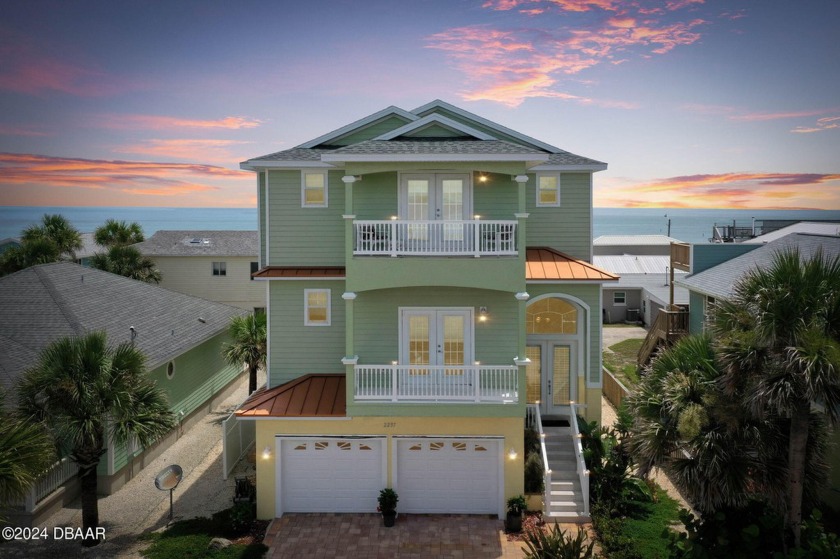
[536,173,561,207]
[302,171,328,207]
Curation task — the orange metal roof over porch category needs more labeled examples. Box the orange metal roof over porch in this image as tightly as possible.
[526,247,619,281]
[236,374,346,417]
[252,266,345,279]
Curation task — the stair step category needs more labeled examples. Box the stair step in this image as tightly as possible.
[544,511,591,523]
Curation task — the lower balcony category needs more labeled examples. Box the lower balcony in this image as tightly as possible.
[354,220,517,257]
[354,364,519,403]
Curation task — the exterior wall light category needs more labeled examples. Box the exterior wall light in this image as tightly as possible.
[262,446,272,460]
[390,215,398,220]
[478,307,488,322]
[508,448,518,460]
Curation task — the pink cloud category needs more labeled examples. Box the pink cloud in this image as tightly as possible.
[428,3,708,106]
[0,124,53,137]
[791,116,840,134]
[113,138,251,163]
[97,114,263,131]
[596,172,840,210]
[730,108,836,122]
[0,153,249,199]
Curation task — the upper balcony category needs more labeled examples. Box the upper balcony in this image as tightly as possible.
[353,219,517,257]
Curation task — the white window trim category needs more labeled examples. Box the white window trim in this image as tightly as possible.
[613,291,626,306]
[397,307,474,366]
[536,172,561,207]
[301,170,328,208]
[304,288,331,326]
[212,261,227,276]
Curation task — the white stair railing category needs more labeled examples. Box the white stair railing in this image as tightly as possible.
[568,402,590,516]
[526,403,551,516]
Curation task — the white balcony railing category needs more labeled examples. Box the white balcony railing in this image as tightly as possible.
[354,220,517,257]
[355,364,518,402]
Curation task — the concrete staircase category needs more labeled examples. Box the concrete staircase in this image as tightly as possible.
[543,425,589,522]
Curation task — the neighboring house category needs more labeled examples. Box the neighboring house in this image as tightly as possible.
[133,230,264,312]
[594,254,689,326]
[75,232,107,266]
[743,221,840,244]
[0,262,247,526]
[676,232,840,509]
[236,99,617,522]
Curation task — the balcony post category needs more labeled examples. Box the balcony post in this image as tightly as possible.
[342,175,356,262]
[342,292,357,404]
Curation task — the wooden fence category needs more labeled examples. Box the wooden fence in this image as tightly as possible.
[602,367,630,409]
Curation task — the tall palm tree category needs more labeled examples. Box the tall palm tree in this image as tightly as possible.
[89,245,162,284]
[711,247,840,547]
[0,389,56,509]
[17,332,175,546]
[94,219,145,248]
[222,312,267,394]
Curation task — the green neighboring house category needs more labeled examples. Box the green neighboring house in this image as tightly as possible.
[236,100,617,521]
[0,262,247,525]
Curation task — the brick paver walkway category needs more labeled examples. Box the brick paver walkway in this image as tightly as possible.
[266,513,531,558]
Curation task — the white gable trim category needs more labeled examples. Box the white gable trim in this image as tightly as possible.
[529,163,608,172]
[374,114,497,141]
[241,160,336,171]
[410,99,562,154]
[321,153,550,164]
[298,106,418,149]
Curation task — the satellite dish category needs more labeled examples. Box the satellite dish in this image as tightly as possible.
[154,464,183,522]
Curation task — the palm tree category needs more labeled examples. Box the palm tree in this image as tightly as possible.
[21,214,83,259]
[94,219,145,248]
[711,247,840,546]
[89,245,162,284]
[0,389,56,509]
[626,334,789,514]
[17,332,175,546]
[222,312,267,394]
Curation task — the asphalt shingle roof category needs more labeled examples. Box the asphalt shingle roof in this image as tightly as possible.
[330,139,547,156]
[133,230,258,257]
[678,233,840,299]
[247,147,333,162]
[0,262,247,397]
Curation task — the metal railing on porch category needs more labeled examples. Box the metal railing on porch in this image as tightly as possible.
[353,220,517,257]
[355,364,518,402]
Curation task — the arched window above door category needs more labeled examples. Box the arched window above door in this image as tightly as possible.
[526,297,578,335]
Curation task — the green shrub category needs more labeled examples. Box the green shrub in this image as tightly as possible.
[524,451,545,494]
[522,524,595,559]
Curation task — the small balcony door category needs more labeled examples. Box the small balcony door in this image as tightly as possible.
[400,308,473,382]
[399,173,471,247]
[525,342,576,417]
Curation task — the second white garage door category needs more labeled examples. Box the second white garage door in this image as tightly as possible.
[277,437,385,514]
[395,438,501,514]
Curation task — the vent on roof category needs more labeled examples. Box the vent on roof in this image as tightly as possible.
[188,238,210,245]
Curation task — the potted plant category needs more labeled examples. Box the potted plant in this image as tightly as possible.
[378,488,399,527]
[506,494,527,533]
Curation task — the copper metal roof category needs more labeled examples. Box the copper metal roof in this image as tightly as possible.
[253,266,346,279]
[526,247,619,281]
[236,374,346,418]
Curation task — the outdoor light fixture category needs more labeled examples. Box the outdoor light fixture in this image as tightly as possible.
[262,446,272,460]
[474,214,481,220]
[508,448,518,460]
[390,215,398,220]
[391,360,398,366]
[478,307,488,322]
[478,173,488,183]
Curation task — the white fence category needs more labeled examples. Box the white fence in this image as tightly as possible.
[17,456,79,512]
[354,220,517,256]
[222,409,255,480]
[355,365,518,402]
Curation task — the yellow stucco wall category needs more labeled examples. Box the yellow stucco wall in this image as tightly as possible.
[251,415,524,520]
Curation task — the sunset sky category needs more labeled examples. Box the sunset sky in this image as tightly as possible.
[1,0,838,209]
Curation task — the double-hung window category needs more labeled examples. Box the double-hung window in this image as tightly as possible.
[302,171,327,207]
[536,173,561,207]
[212,261,227,276]
[305,289,331,326]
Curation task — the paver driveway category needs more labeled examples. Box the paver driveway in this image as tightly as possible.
[265,513,530,558]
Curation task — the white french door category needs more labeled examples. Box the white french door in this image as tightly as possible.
[400,309,473,383]
[399,173,471,246]
[525,341,576,416]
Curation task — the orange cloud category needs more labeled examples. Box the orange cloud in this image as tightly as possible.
[0,153,251,205]
[596,172,840,209]
[97,114,263,130]
[428,2,707,106]
[113,139,251,163]
[0,124,53,137]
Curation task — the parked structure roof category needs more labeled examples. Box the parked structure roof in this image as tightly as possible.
[236,374,346,418]
[594,235,682,246]
[677,233,840,299]
[133,230,258,257]
[0,262,246,397]
[526,247,618,281]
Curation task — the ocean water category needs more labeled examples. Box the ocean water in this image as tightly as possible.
[1,206,839,244]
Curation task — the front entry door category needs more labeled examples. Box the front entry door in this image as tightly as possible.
[526,342,575,417]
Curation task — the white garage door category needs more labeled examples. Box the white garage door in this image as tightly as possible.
[277,437,384,514]
[396,438,501,514]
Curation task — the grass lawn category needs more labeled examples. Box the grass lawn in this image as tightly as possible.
[139,509,268,559]
[622,487,683,559]
[603,338,644,388]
